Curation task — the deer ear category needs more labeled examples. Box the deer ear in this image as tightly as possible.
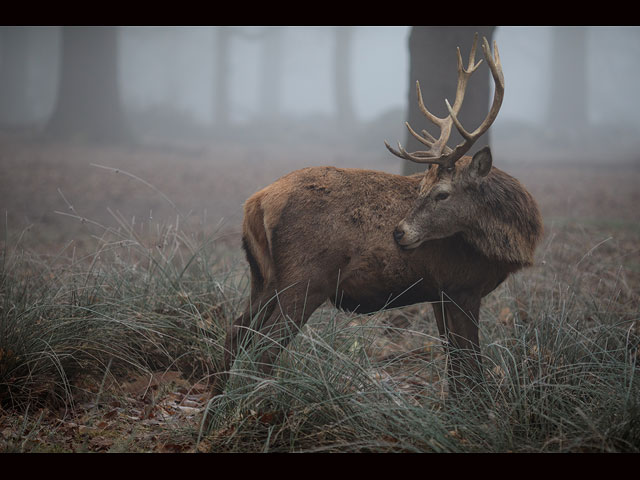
[470,146,492,178]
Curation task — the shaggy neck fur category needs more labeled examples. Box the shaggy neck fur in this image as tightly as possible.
[462,168,543,267]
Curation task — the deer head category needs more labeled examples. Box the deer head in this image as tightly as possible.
[386,34,505,250]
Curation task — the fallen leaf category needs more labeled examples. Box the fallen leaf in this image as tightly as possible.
[104,409,119,419]
[159,442,190,453]
[259,411,276,424]
[196,440,211,453]
[498,307,513,325]
[89,436,114,451]
[78,424,95,434]
[176,405,202,416]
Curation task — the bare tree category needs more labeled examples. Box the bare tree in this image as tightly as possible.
[45,26,131,144]
[0,27,32,127]
[403,26,495,175]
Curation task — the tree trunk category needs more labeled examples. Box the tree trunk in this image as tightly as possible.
[403,26,495,175]
[0,27,33,127]
[45,26,130,144]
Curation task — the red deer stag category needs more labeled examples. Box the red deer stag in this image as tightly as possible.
[216,35,543,397]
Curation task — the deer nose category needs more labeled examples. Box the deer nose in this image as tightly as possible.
[393,226,405,243]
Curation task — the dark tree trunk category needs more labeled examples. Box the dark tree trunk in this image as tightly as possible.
[45,26,130,144]
[0,27,33,127]
[403,26,495,175]
[334,26,355,126]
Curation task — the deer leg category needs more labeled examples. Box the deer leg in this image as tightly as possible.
[213,281,327,395]
[253,282,327,377]
[432,294,483,397]
[212,286,278,396]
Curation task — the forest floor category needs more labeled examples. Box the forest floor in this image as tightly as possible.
[1,135,639,452]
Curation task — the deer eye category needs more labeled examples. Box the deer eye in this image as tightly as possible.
[435,191,450,202]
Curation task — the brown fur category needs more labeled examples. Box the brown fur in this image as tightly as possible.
[412,154,542,266]
[215,149,543,396]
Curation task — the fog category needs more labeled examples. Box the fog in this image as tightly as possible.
[2,26,640,164]
[494,26,640,126]
[118,26,409,124]
[0,27,409,127]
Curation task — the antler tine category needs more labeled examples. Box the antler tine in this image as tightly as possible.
[415,80,453,158]
[405,122,453,155]
[386,33,491,169]
[451,33,483,108]
[444,37,504,161]
[403,80,455,158]
[405,122,432,148]
[384,140,451,165]
[461,32,484,76]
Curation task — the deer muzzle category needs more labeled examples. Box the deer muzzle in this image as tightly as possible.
[393,221,423,250]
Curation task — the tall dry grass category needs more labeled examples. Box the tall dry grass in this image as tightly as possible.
[1,157,638,452]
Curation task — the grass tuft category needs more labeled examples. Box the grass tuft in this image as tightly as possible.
[2,164,638,452]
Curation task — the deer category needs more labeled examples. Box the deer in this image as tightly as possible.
[214,35,543,398]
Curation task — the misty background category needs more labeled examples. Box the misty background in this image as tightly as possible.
[1,26,640,250]
[2,26,640,162]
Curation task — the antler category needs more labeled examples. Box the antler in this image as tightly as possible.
[385,34,504,170]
